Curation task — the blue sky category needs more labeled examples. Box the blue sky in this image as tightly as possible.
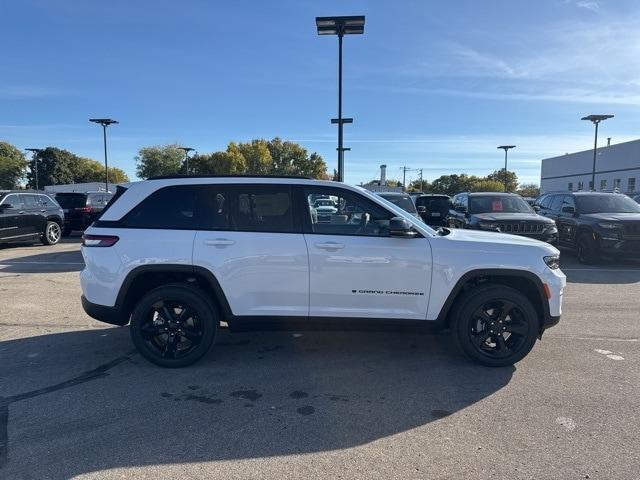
[2,0,639,186]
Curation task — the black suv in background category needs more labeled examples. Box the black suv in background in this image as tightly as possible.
[534,191,640,263]
[0,191,64,246]
[54,192,113,236]
[448,192,558,243]
[376,192,421,219]
[413,194,451,227]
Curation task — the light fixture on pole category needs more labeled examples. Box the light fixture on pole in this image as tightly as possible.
[89,118,119,192]
[316,15,365,182]
[178,147,195,175]
[25,148,43,190]
[497,145,516,192]
[581,114,613,191]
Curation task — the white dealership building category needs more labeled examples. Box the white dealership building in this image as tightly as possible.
[540,138,640,194]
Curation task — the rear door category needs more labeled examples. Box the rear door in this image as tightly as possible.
[301,185,431,320]
[20,194,45,235]
[193,183,309,318]
[556,195,578,245]
[0,194,27,239]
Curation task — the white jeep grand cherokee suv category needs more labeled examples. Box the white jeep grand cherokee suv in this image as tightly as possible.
[81,176,565,368]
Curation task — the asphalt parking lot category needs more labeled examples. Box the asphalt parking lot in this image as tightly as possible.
[1,238,639,480]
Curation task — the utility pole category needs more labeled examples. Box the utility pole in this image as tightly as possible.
[25,148,43,190]
[401,166,411,192]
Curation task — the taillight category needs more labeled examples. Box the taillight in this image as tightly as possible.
[82,234,119,247]
[75,206,92,213]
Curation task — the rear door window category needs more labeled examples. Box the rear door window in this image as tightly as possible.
[228,185,295,233]
[21,194,39,209]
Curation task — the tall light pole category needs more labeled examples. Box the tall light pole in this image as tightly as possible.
[497,145,516,192]
[581,114,613,191]
[316,15,365,182]
[178,147,195,175]
[89,118,119,192]
[25,148,43,190]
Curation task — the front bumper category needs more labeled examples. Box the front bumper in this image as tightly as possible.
[81,295,128,326]
[598,237,640,258]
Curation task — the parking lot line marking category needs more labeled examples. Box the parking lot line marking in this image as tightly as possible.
[0,261,84,265]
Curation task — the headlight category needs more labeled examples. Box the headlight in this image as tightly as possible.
[543,224,558,233]
[543,255,560,270]
[479,222,500,231]
[598,223,622,229]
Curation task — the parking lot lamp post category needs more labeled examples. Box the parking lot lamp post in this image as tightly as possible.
[316,15,365,182]
[178,147,195,175]
[89,118,119,193]
[25,148,43,190]
[497,145,516,192]
[581,115,614,191]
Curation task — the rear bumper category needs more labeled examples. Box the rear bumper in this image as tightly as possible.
[81,295,128,326]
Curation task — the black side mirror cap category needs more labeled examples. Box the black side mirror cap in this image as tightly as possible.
[561,206,576,214]
[389,217,418,237]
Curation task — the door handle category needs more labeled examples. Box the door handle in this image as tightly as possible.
[18,211,25,214]
[205,238,235,246]
[315,242,345,250]
[40,209,46,213]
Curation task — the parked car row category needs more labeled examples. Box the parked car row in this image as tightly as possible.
[388,190,640,264]
[0,190,113,247]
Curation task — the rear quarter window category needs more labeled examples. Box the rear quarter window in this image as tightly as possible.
[122,185,202,229]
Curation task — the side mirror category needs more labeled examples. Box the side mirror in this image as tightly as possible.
[561,206,576,215]
[533,205,541,212]
[389,217,417,237]
[0,203,12,211]
[417,205,427,214]
[455,205,467,213]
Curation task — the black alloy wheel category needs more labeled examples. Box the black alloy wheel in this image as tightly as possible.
[130,284,217,367]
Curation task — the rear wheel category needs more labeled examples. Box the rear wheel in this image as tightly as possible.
[451,285,539,367]
[577,232,599,264]
[130,284,218,368]
[41,221,61,245]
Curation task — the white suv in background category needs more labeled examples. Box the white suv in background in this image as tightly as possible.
[80,176,565,368]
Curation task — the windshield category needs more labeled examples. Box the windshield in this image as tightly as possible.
[469,195,534,214]
[577,195,640,214]
[55,193,87,208]
[378,195,417,213]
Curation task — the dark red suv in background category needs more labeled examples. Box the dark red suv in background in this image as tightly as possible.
[54,192,113,236]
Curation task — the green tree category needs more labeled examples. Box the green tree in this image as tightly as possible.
[135,144,184,179]
[73,158,129,184]
[469,179,505,192]
[236,139,272,175]
[0,141,27,189]
[190,150,246,175]
[516,183,540,198]
[430,174,479,196]
[26,147,77,187]
[408,179,430,192]
[487,169,518,192]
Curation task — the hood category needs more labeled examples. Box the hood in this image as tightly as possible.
[473,212,552,223]
[446,227,559,253]
[581,212,640,223]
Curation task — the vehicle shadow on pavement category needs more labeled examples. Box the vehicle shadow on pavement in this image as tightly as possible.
[0,326,514,479]
[0,249,84,273]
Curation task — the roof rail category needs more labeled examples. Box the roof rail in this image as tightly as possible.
[147,174,315,180]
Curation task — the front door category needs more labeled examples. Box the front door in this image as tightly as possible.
[0,194,27,240]
[302,186,432,320]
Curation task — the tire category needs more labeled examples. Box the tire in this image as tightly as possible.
[450,284,540,367]
[577,232,599,264]
[130,284,218,368]
[41,221,62,245]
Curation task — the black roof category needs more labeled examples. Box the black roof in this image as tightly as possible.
[376,192,411,196]
[414,193,450,198]
[148,174,313,180]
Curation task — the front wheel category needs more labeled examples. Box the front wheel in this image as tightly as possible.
[450,285,539,367]
[130,284,218,368]
[41,221,61,245]
[577,232,599,264]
